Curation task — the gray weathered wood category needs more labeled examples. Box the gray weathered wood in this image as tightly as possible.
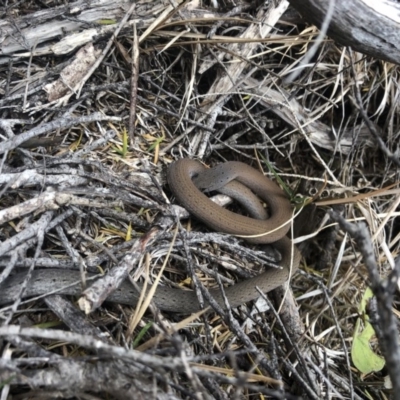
[289,0,400,65]
[0,0,216,64]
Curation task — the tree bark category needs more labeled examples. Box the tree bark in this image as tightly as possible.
[288,0,400,65]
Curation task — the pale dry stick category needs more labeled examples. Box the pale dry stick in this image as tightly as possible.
[275,208,300,315]
[0,210,74,288]
[327,231,347,290]
[73,129,116,157]
[0,273,101,313]
[321,279,355,399]
[0,357,178,400]
[330,48,348,145]
[127,225,182,336]
[28,3,138,109]
[0,113,121,154]
[74,3,138,100]
[56,223,87,287]
[271,81,343,187]
[260,291,321,398]
[371,194,400,246]
[320,190,400,271]
[22,16,136,111]
[315,186,400,206]
[4,211,53,325]
[78,226,159,314]
[137,94,214,132]
[0,253,17,290]
[190,362,282,386]
[159,131,188,155]
[262,172,341,188]
[310,195,394,290]
[389,226,400,250]
[327,370,365,400]
[0,192,123,226]
[0,325,293,398]
[348,48,400,168]
[44,294,106,340]
[175,43,198,136]
[358,201,395,269]
[283,0,336,84]
[177,341,206,400]
[206,3,251,39]
[0,212,56,256]
[22,39,38,112]
[151,30,314,45]
[162,16,254,33]
[128,21,139,146]
[304,355,347,400]
[158,28,191,53]
[0,325,186,369]
[0,150,8,175]
[0,170,87,189]
[126,253,150,340]
[242,76,371,155]
[194,0,290,157]
[138,0,185,43]
[136,309,208,351]
[184,65,259,145]
[0,344,11,400]
[0,192,72,226]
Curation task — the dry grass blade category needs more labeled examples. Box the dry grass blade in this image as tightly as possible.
[127,225,179,335]
[315,182,400,206]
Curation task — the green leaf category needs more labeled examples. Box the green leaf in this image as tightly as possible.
[258,152,292,197]
[132,321,153,348]
[97,19,117,25]
[112,128,129,157]
[257,152,310,208]
[351,287,385,374]
[147,135,164,152]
